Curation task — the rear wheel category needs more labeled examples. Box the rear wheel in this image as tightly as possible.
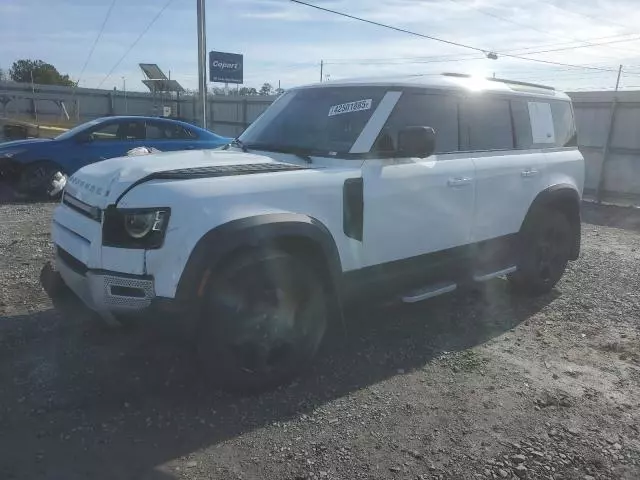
[197,249,328,392]
[508,208,573,294]
[16,161,65,200]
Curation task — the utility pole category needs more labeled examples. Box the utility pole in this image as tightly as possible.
[597,64,623,203]
[320,60,323,82]
[196,0,207,128]
[122,76,127,114]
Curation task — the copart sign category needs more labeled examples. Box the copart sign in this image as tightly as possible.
[209,51,243,84]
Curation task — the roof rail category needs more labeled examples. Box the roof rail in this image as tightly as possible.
[441,72,555,91]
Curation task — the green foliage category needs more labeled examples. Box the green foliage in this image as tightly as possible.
[239,87,258,95]
[9,59,74,86]
[259,82,273,95]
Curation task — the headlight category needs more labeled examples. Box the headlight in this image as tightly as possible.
[103,207,170,249]
[124,211,160,238]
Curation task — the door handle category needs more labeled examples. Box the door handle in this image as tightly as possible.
[186,145,196,150]
[521,169,539,178]
[447,177,472,187]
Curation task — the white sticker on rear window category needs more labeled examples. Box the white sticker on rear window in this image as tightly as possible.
[528,101,556,144]
[328,99,373,117]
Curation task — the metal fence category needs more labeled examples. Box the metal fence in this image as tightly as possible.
[568,90,640,204]
[2,80,639,204]
[0,80,276,138]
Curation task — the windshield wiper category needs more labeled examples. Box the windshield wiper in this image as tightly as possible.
[246,143,313,163]
[224,138,248,152]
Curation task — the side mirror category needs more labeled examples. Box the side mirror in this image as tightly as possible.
[397,126,436,158]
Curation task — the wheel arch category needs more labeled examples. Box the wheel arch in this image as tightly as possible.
[522,184,582,260]
[175,213,344,312]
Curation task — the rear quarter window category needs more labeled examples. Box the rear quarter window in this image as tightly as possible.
[511,98,577,149]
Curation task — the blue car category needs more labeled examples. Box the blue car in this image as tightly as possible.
[0,116,231,198]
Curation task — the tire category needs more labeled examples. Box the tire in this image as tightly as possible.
[197,249,328,392]
[16,161,65,200]
[40,260,71,300]
[508,208,573,295]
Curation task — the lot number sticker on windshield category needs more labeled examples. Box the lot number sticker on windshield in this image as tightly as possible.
[328,99,373,117]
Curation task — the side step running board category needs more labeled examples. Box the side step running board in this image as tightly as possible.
[402,282,457,304]
[473,266,517,282]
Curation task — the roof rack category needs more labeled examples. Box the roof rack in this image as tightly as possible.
[441,72,555,91]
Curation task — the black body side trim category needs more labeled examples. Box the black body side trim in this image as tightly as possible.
[343,178,364,241]
[341,234,517,303]
[524,184,581,260]
[115,163,310,204]
[175,213,342,304]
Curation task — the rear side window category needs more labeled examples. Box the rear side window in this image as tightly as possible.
[550,101,577,147]
[377,92,459,154]
[462,98,514,151]
[511,99,577,149]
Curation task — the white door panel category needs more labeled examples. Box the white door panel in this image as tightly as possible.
[471,151,543,242]
[362,156,475,267]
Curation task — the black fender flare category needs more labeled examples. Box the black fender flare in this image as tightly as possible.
[522,184,582,260]
[175,213,344,308]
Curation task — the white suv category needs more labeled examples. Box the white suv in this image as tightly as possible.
[45,74,585,390]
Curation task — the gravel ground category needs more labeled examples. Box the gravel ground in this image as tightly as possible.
[1,200,639,480]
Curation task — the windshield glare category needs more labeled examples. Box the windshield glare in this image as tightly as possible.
[54,119,102,140]
[239,87,390,155]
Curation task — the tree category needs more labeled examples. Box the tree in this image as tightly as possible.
[9,59,74,86]
[259,82,273,96]
[0,67,5,82]
[239,86,258,96]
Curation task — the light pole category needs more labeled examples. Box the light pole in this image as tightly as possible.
[122,76,128,114]
[196,0,207,128]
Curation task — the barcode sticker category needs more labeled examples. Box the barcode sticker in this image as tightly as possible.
[328,99,373,117]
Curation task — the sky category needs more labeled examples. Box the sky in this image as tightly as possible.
[2,0,640,93]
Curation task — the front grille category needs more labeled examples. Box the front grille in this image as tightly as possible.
[63,193,102,222]
[57,247,88,275]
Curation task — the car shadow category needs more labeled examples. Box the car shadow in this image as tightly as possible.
[0,281,557,480]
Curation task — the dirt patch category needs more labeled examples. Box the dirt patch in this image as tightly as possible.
[0,201,639,480]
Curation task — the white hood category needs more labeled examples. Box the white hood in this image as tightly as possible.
[64,149,280,208]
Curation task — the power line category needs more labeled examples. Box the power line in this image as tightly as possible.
[541,0,634,32]
[96,0,174,89]
[445,0,640,57]
[324,33,640,66]
[77,0,117,86]
[289,0,624,73]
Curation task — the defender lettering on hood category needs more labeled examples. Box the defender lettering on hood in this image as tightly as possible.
[63,149,312,208]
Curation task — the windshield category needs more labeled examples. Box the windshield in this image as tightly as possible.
[238,86,393,156]
[54,119,103,140]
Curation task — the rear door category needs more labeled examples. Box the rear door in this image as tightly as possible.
[463,96,541,243]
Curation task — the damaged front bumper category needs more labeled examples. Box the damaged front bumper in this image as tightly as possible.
[55,246,156,325]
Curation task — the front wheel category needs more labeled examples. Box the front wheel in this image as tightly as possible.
[16,161,65,200]
[508,209,573,295]
[197,249,328,392]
